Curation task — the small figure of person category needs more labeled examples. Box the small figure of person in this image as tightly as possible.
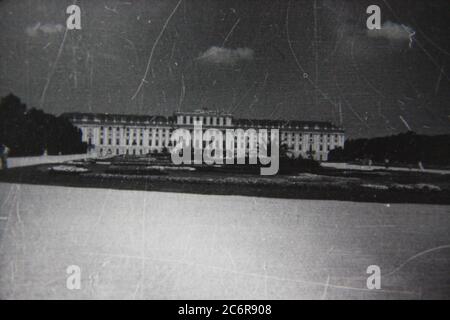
[384,158,390,169]
[0,144,9,170]
[0,144,3,170]
[418,161,424,171]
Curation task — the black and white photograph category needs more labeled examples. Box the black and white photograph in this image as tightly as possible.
[0,0,449,302]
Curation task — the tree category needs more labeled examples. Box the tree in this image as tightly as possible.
[279,143,291,159]
[328,146,345,162]
[334,131,450,166]
[0,94,87,156]
[306,145,315,160]
[0,94,27,156]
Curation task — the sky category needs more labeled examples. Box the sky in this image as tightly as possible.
[0,0,449,138]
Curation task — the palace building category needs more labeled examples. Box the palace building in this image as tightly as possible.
[63,109,345,161]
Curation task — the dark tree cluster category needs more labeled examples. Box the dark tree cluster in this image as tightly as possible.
[328,131,450,166]
[0,94,87,157]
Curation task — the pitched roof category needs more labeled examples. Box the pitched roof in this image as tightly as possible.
[234,118,343,132]
[62,112,344,132]
[61,112,174,125]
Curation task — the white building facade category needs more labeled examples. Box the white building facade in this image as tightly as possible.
[63,110,344,161]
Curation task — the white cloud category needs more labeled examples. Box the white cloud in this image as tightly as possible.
[367,21,415,43]
[26,22,64,37]
[197,46,254,65]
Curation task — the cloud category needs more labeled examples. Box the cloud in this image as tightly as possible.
[197,46,254,65]
[26,22,64,37]
[367,21,415,43]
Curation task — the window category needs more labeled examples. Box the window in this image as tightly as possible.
[100,138,104,145]
[116,139,120,145]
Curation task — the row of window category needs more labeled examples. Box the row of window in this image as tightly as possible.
[93,127,342,139]
[90,128,343,147]
[178,115,231,126]
[96,136,340,148]
[281,133,340,141]
[97,139,336,153]
[97,144,334,157]
[98,138,173,147]
[99,127,171,137]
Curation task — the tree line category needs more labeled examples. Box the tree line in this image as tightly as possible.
[0,94,87,157]
[328,131,450,166]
